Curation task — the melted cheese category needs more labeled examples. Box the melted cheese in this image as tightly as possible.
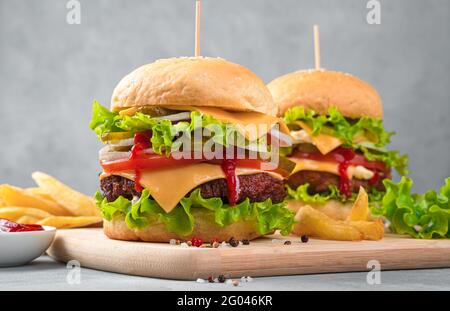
[172,106,290,141]
[289,158,373,181]
[118,105,289,141]
[102,163,283,213]
[289,157,339,175]
[293,121,342,155]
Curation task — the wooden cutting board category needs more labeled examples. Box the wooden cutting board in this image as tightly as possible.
[47,228,450,280]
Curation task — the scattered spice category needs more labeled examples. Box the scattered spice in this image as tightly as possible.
[218,275,226,283]
[229,237,239,247]
[212,241,220,248]
[196,278,205,283]
[187,241,193,247]
[241,239,250,245]
[232,280,240,287]
[210,238,219,244]
[176,240,181,245]
[191,237,203,247]
[169,239,177,245]
[284,240,292,245]
[207,276,214,283]
[301,235,309,243]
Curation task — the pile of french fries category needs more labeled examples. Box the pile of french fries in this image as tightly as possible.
[0,172,102,229]
[292,187,384,241]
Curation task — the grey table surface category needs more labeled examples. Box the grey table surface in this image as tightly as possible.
[1,256,449,291]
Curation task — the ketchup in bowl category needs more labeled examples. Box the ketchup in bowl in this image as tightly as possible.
[0,218,44,233]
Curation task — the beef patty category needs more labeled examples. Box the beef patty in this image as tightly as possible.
[100,173,286,204]
[287,170,387,194]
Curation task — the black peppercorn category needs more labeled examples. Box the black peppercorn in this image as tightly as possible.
[284,240,291,245]
[241,239,250,245]
[229,237,239,247]
[301,235,309,243]
[218,275,226,283]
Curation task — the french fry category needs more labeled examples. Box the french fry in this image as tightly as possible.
[349,219,384,241]
[0,184,71,216]
[37,216,102,229]
[32,172,99,217]
[0,206,52,222]
[16,215,41,224]
[294,205,363,241]
[26,187,56,202]
[347,186,369,221]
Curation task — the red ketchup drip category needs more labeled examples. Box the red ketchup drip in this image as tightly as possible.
[130,131,152,192]
[334,147,356,198]
[0,218,44,232]
[221,159,239,206]
[368,170,381,186]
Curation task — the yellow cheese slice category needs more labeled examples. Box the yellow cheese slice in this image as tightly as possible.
[171,106,289,141]
[117,105,289,142]
[289,157,339,176]
[288,157,374,181]
[293,121,342,155]
[103,163,283,213]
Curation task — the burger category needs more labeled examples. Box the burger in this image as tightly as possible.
[89,57,296,242]
[267,69,408,219]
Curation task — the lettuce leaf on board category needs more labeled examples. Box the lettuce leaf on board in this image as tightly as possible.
[95,189,295,237]
[371,177,450,239]
[283,106,409,175]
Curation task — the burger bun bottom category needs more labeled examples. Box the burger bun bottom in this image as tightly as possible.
[103,209,263,243]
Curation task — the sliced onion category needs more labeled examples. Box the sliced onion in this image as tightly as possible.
[98,145,155,162]
[99,149,131,162]
[107,137,134,147]
[153,112,191,122]
[269,128,293,147]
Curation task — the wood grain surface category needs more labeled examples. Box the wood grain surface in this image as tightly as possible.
[47,228,450,280]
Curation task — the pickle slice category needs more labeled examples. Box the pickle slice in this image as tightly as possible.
[101,132,134,142]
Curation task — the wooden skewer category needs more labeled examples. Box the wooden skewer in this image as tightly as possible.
[313,24,321,70]
[195,0,202,57]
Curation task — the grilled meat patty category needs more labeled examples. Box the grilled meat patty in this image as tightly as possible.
[100,173,287,204]
[287,170,387,194]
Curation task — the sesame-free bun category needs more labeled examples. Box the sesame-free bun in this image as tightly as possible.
[268,69,383,119]
[111,57,277,116]
[103,209,263,243]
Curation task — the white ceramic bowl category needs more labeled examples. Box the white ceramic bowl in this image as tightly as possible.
[0,226,56,267]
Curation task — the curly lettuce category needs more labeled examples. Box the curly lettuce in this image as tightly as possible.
[371,177,450,239]
[283,106,408,175]
[287,184,385,205]
[89,101,270,157]
[95,189,295,237]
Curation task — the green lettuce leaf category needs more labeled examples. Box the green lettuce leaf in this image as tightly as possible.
[95,189,295,236]
[371,177,450,239]
[283,106,408,175]
[286,184,385,205]
[89,101,266,157]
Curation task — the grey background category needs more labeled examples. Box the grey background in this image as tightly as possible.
[0,0,449,195]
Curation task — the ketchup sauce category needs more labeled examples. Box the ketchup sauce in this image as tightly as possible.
[130,131,152,192]
[221,159,239,206]
[0,218,44,232]
[333,148,356,197]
